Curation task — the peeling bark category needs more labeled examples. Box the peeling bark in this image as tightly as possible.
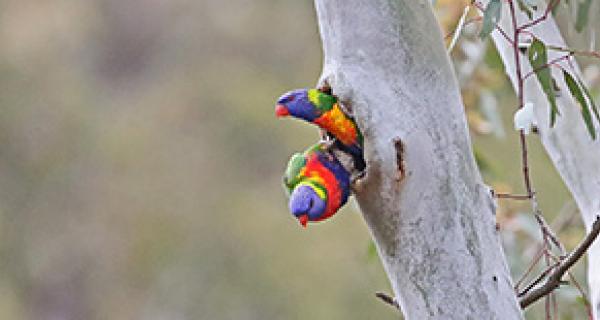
[485,3,600,317]
[314,1,523,318]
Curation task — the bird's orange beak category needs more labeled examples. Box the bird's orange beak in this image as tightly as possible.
[298,214,309,228]
[275,104,289,117]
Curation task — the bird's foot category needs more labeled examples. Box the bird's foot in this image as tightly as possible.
[318,140,337,162]
[319,138,336,154]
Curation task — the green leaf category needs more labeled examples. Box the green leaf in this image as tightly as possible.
[563,70,596,139]
[480,0,502,39]
[577,77,600,123]
[575,0,592,33]
[528,38,559,125]
[517,0,534,19]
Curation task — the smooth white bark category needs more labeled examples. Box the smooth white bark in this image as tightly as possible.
[487,3,600,318]
[314,1,523,318]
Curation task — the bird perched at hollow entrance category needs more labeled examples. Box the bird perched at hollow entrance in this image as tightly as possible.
[283,143,351,228]
[276,88,365,171]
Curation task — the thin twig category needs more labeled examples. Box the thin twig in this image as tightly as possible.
[546,253,594,319]
[547,46,600,60]
[447,6,471,53]
[518,131,533,197]
[523,54,573,80]
[495,193,531,200]
[445,17,482,40]
[542,233,553,320]
[518,257,559,297]
[514,246,547,291]
[517,0,560,31]
[375,292,400,311]
[507,0,524,109]
[520,216,600,308]
[520,205,578,273]
[506,0,535,198]
[535,213,566,254]
[496,24,515,46]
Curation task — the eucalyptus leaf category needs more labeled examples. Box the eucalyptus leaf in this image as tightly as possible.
[480,0,502,39]
[517,0,534,19]
[528,38,559,125]
[563,70,596,139]
[577,77,600,123]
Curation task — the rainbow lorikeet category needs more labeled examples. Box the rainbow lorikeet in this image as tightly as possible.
[283,143,351,228]
[275,89,366,171]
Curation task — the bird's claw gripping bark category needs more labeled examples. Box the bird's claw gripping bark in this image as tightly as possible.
[318,138,337,160]
[319,138,335,148]
[317,140,337,162]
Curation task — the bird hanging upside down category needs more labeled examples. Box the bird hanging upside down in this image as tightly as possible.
[275,88,366,172]
[283,143,351,228]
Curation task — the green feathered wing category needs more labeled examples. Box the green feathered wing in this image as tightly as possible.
[282,143,326,195]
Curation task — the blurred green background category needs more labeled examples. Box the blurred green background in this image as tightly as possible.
[0,1,596,319]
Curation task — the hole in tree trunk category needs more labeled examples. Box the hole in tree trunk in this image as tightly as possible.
[317,82,332,95]
[393,138,405,181]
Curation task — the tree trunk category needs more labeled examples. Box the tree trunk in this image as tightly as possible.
[486,3,600,317]
[314,1,523,318]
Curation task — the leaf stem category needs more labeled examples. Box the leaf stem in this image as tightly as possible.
[507,0,534,198]
[517,0,560,32]
[522,54,573,80]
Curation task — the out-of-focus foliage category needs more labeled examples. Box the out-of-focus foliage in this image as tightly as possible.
[575,0,593,32]
[0,0,597,319]
[437,0,599,318]
[0,1,390,319]
[480,0,502,39]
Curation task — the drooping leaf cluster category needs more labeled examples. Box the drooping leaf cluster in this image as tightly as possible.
[478,0,599,139]
[527,38,599,139]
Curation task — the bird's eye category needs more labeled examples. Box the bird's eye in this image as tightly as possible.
[287,95,295,102]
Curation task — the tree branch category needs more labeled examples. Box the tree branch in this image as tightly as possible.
[495,193,532,200]
[534,213,566,254]
[519,216,600,308]
[375,292,401,311]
